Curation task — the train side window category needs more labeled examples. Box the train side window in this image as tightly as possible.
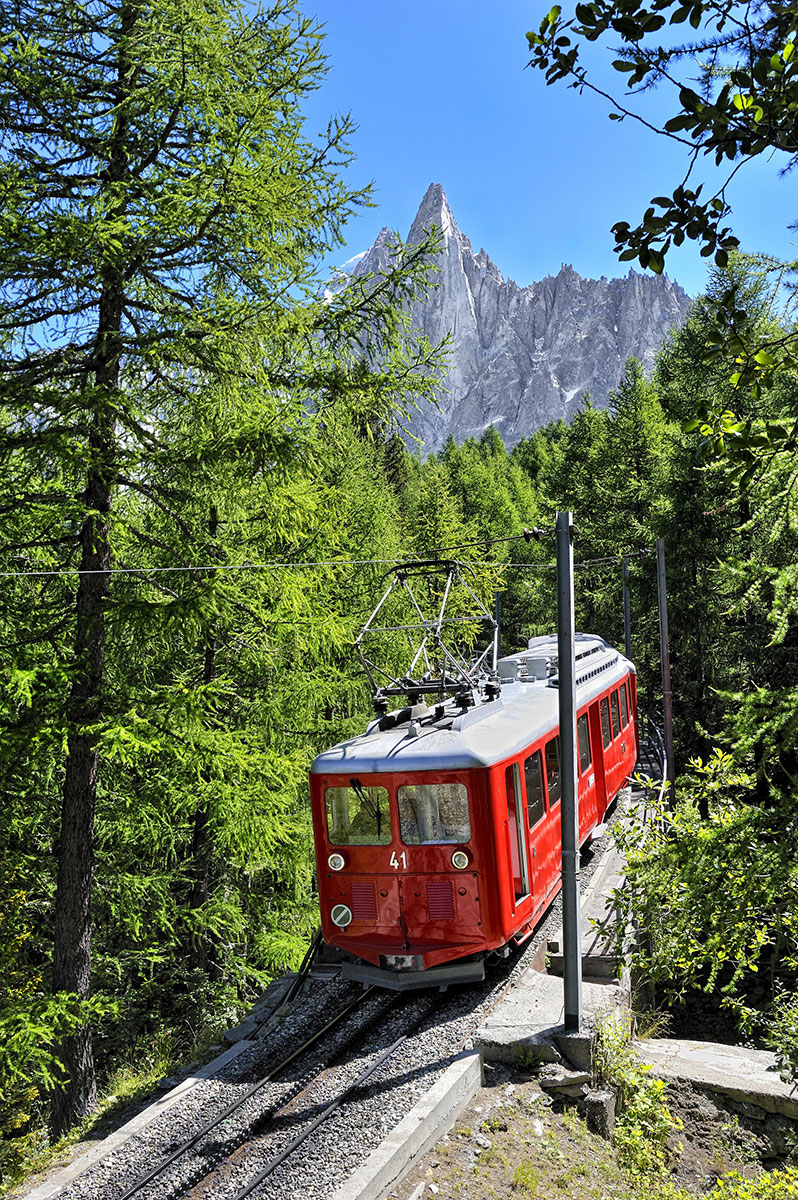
[505,763,530,902]
[397,782,470,845]
[610,690,621,738]
[524,751,545,827]
[619,681,629,726]
[577,714,592,774]
[600,697,612,749]
[545,737,561,807]
[326,781,391,846]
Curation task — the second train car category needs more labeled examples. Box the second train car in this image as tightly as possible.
[310,632,637,988]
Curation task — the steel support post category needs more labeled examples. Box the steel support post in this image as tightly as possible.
[656,537,676,798]
[622,556,632,661]
[495,590,501,662]
[556,510,582,1032]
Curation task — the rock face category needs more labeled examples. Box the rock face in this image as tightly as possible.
[353,183,692,451]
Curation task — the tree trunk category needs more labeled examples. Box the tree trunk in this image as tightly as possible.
[189,505,219,974]
[50,467,112,1136]
[50,5,130,1135]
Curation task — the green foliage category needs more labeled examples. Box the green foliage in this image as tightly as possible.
[511,1158,540,1192]
[766,991,798,1083]
[0,876,117,1178]
[525,1,794,274]
[594,1011,681,1177]
[607,754,798,1058]
[654,1169,798,1200]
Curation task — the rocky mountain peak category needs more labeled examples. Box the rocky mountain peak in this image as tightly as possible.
[353,185,692,451]
[408,182,461,246]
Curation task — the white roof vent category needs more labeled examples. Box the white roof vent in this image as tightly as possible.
[497,654,549,682]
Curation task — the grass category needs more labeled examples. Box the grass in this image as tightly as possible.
[0,1022,229,1198]
[392,1070,798,1200]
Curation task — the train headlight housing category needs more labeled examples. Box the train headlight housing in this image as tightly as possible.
[331,903,353,927]
[327,853,346,871]
[451,850,469,870]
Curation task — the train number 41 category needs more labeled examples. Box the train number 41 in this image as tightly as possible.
[390,850,408,870]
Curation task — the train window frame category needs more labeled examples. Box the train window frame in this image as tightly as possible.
[505,762,531,903]
[523,750,546,828]
[325,781,392,846]
[544,736,561,808]
[600,697,612,749]
[577,713,592,775]
[619,680,629,727]
[610,690,621,739]
[397,781,470,845]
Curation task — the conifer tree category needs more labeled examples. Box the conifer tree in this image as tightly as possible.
[0,0,439,1133]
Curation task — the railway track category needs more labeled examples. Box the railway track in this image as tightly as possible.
[113,984,443,1200]
[182,993,443,1200]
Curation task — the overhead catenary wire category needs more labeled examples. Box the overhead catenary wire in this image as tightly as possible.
[0,537,654,580]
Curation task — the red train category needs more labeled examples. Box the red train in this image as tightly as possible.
[310,633,637,989]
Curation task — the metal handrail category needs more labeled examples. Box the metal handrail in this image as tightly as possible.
[638,708,669,812]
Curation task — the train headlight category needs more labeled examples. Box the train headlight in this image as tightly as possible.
[328,853,346,871]
[331,903,353,927]
[451,850,469,870]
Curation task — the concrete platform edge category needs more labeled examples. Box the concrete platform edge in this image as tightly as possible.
[19,1039,256,1200]
[332,1050,483,1200]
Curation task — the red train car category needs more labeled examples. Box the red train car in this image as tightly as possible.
[309,633,637,989]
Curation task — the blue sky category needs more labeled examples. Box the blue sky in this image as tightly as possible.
[303,0,795,298]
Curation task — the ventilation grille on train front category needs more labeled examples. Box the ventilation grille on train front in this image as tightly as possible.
[426,880,455,920]
[350,881,377,920]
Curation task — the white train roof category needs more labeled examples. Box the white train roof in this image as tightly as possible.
[311,634,635,776]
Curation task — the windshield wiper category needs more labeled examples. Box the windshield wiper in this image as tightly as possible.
[350,776,382,836]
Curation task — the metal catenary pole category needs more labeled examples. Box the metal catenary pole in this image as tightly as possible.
[495,589,502,661]
[622,556,632,661]
[656,537,676,798]
[556,510,582,1031]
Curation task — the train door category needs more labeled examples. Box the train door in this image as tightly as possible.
[617,678,637,781]
[576,712,598,840]
[522,749,546,904]
[504,763,530,907]
[541,735,562,899]
[603,685,625,801]
[599,693,614,798]
[588,701,608,819]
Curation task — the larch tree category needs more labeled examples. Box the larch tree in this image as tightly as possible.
[0,0,439,1135]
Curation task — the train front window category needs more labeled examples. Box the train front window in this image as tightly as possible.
[398,782,470,845]
[325,780,391,846]
[619,681,629,726]
[545,737,561,806]
[610,691,621,738]
[577,714,592,774]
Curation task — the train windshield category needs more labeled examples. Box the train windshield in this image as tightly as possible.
[325,780,391,845]
[397,782,470,845]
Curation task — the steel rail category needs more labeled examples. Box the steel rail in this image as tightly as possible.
[227,999,440,1200]
[116,986,375,1200]
[250,929,322,1038]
